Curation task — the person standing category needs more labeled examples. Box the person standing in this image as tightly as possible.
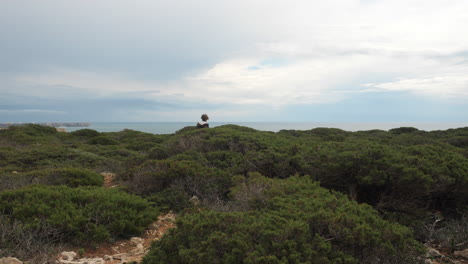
[196,114,209,128]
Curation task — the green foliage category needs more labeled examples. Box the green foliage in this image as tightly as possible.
[88,135,119,145]
[143,176,423,264]
[0,185,158,244]
[389,127,420,135]
[147,188,190,213]
[0,168,103,191]
[1,123,467,259]
[70,128,101,138]
[34,167,104,187]
[110,129,167,151]
[127,159,230,208]
[0,124,60,145]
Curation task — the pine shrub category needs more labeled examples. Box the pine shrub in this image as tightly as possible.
[0,185,158,243]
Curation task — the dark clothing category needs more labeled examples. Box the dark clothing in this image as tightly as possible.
[197,122,209,128]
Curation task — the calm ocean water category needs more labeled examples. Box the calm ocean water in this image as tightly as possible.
[62,122,468,134]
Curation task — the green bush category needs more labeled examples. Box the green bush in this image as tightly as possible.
[127,159,230,208]
[143,175,424,264]
[70,129,101,138]
[36,168,103,187]
[0,168,103,191]
[389,127,420,135]
[0,185,158,243]
[88,136,119,145]
[0,124,61,145]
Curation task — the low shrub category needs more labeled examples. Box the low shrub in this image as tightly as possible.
[88,136,119,145]
[0,124,60,145]
[33,168,104,187]
[433,211,468,251]
[0,185,158,244]
[0,215,63,263]
[70,129,101,138]
[127,160,229,206]
[143,175,424,264]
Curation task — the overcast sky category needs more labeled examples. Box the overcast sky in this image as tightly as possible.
[1,0,468,122]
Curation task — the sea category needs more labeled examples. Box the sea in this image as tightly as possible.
[61,122,468,135]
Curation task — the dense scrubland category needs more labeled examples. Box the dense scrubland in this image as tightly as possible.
[1,124,467,263]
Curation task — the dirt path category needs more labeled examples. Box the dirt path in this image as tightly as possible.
[75,213,176,264]
[57,173,177,264]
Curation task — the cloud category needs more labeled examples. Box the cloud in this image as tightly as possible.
[13,69,161,98]
[1,0,468,122]
[366,74,468,98]
[0,109,66,114]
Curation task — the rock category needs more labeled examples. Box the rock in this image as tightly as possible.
[454,249,468,259]
[189,195,200,206]
[129,243,145,255]
[424,259,434,264]
[81,258,104,264]
[61,251,77,261]
[426,247,442,258]
[111,253,127,261]
[111,246,120,253]
[59,258,104,264]
[130,237,144,245]
[0,257,22,264]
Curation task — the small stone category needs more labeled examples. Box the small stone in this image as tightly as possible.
[427,248,442,258]
[188,195,200,206]
[77,258,104,264]
[111,246,120,253]
[129,244,146,256]
[0,257,23,264]
[111,253,127,261]
[61,251,77,261]
[424,259,434,264]
[130,237,144,245]
[454,249,468,259]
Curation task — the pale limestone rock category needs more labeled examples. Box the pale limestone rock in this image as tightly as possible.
[454,249,468,259]
[111,253,127,261]
[82,258,104,264]
[0,257,22,264]
[426,247,442,258]
[129,243,145,256]
[130,237,144,245]
[61,251,77,261]
[59,258,104,264]
[111,246,120,253]
[188,195,200,206]
[424,259,434,264]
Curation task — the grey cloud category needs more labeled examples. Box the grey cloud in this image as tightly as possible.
[0,0,259,80]
[0,90,228,122]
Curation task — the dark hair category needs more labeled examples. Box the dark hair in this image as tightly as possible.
[201,114,209,122]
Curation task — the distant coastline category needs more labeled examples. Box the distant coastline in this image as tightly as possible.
[0,122,91,128]
[58,121,468,134]
[1,122,467,134]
